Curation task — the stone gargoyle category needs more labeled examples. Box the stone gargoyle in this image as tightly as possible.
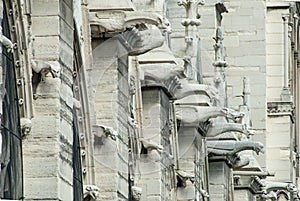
[231,154,250,169]
[0,33,13,52]
[131,186,142,201]
[173,79,218,101]
[140,63,184,86]
[207,140,264,157]
[176,169,195,187]
[204,120,254,137]
[120,26,164,56]
[140,139,163,153]
[176,105,244,125]
[98,125,118,141]
[31,59,60,80]
[259,180,300,201]
[83,185,100,201]
[20,118,32,136]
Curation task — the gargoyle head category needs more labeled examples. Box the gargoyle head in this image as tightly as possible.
[131,186,142,201]
[222,108,245,122]
[83,185,100,200]
[252,141,264,155]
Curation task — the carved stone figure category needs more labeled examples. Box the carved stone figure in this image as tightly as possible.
[207,140,264,156]
[176,105,244,125]
[31,59,60,80]
[231,154,250,169]
[176,169,195,186]
[20,118,32,136]
[120,27,164,56]
[83,185,100,201]
[91,11,170,32]
[213,27,227,67]
[204,121,254,137]
[131,186,142,201]
[99,125,118,140]
[140,64,184,84]
[0,33,13,52]
[173,80,218,101]
[140,139,163,153]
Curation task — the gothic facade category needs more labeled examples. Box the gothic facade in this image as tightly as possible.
[0,0,300,201]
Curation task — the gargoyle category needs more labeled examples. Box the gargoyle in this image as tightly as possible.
[173,81,218,101]
[140,64,184,85]
[261,180,297,193]
[83,185,100,201]
[176,169,195,187]
[120,26,164,56]
[176,105,244,125]
[20,118,32,136]
[204,120,254,137]
[140,139,163,153]
[231,154,250,169]
[31,59,60,80]
[259,191,277,201]
[131,186,142,201]
[99,125,118,140]
[0,34,13,52]
[207,140,264,156]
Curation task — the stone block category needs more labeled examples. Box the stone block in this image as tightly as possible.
[59,39,73,69]
[24,177,58,199]
[23,156,58,178]
[59,17,73,47]
[31,0,59,16]
[32,16,59,36]
[33,36,60,60]
[60,0,73,26]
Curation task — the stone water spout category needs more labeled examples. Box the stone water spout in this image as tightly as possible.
[176,105,244,125]
[207,140,264,156]
[204,121,254,137]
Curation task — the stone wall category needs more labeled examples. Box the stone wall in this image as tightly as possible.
[23,0,74,199]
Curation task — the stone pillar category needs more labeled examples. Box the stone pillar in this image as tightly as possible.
[139,87,172,201]
[208,158,233,201]
[23,0,74,200]
[91,37,129,201]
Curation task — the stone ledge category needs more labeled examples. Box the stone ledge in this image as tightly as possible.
[267,101,294,117]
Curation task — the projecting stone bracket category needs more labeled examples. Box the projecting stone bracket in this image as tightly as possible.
[118,27,165,56]
[90,11,170,34]
[140,64,183,97]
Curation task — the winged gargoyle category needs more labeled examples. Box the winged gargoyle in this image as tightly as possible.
[176,105,244,125]
[207,140,264,157]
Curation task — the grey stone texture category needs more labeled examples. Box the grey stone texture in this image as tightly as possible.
[1,0,299,201]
